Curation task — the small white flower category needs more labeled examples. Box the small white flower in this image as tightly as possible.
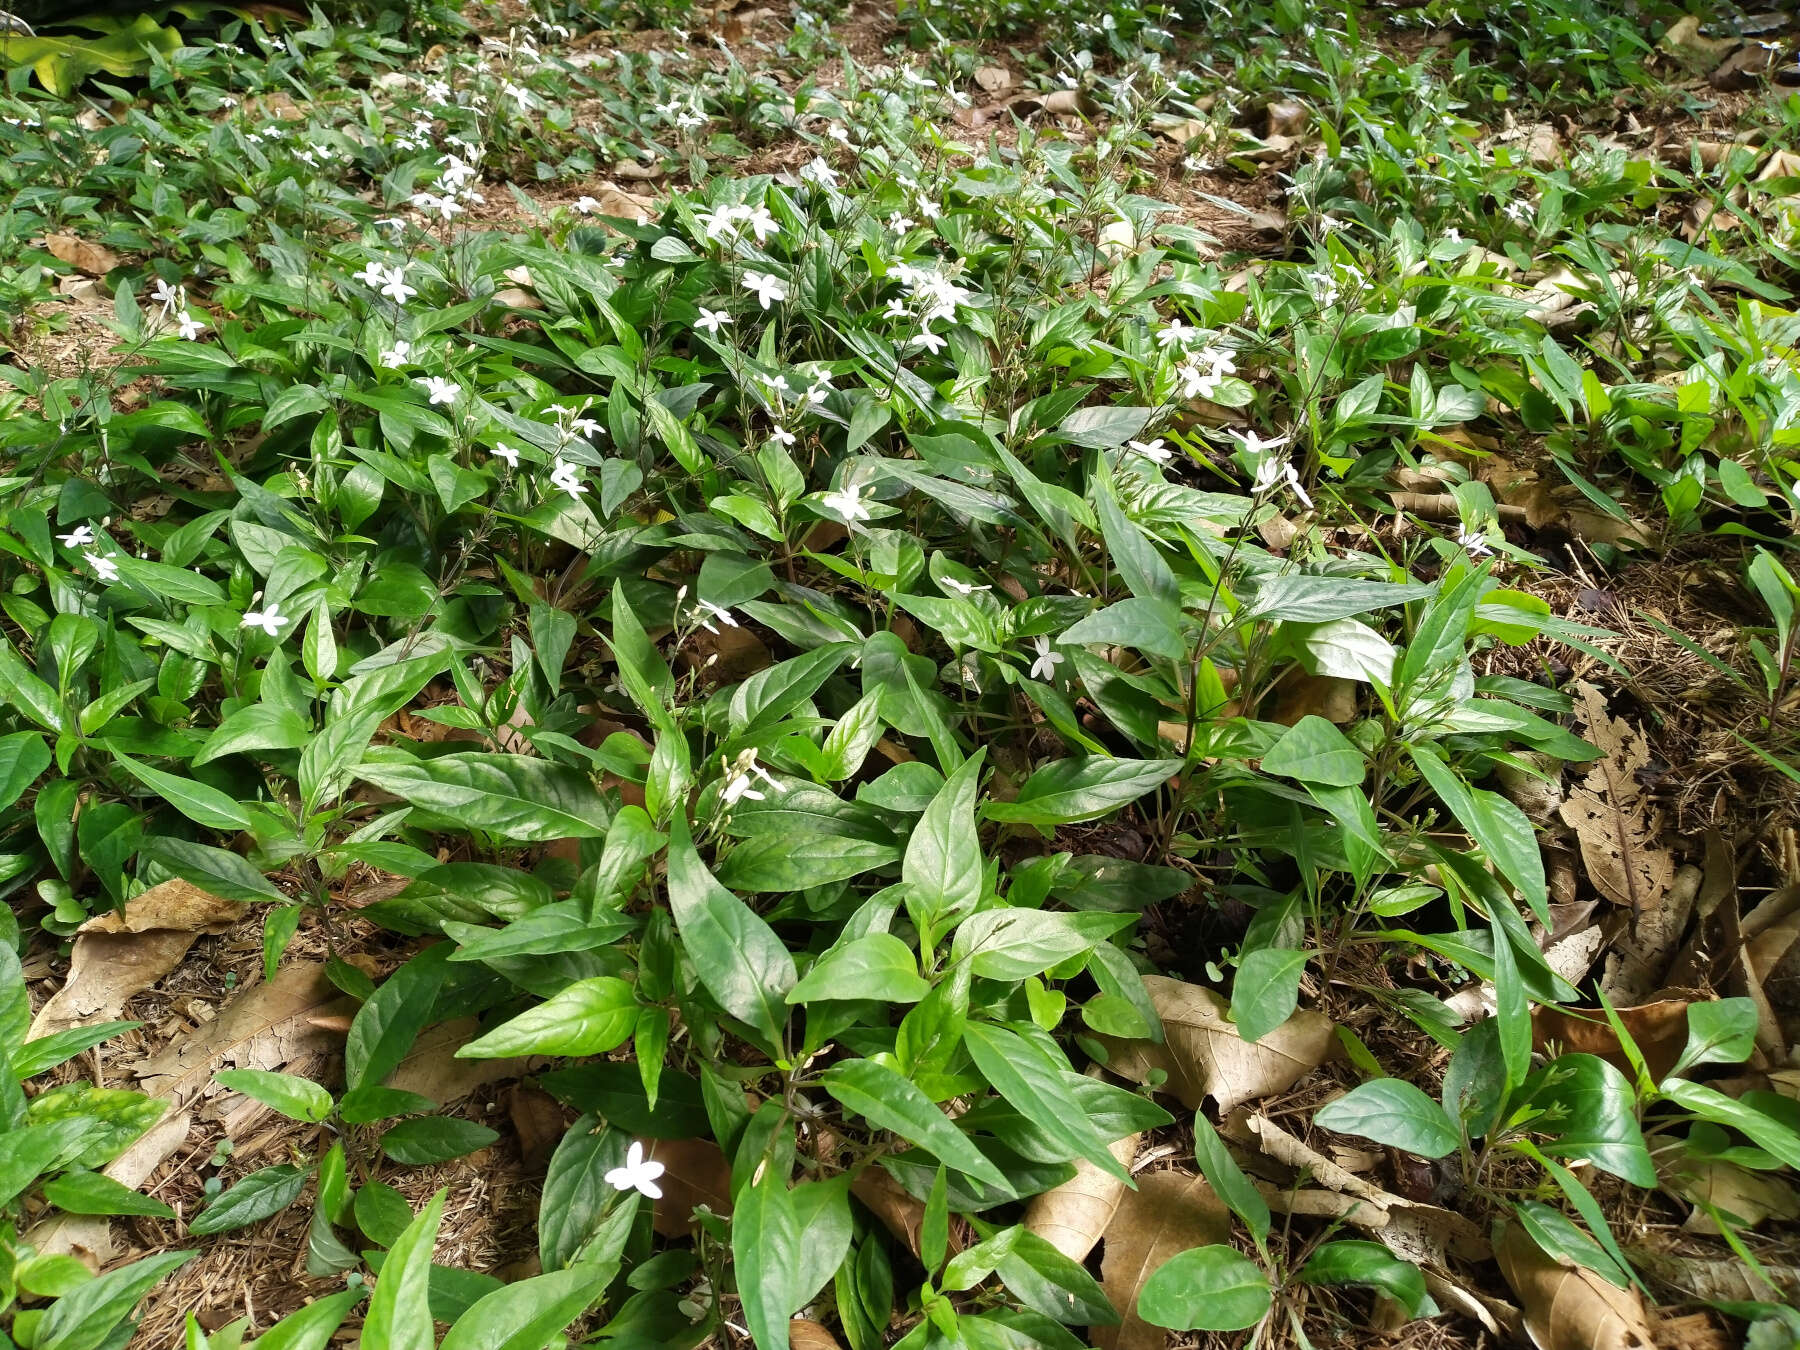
[693,599,739,634]
[493,442,519,468]
[604,1140,665,1199]
[573,195,601,214]
[549,459,586,498]
[58,524,96,548]
[912,327,948,355]
[83,552,120,582]
[570,416,604,439]
[240,598,289,636]
[768,425,797,448]
[1029,636,1064,681]
[696,307,732,335]
[379,340,412,368]
[1127,438,1174,464]
[1503,198,1532,224]
[1231,429,1290,459]
[418,376,458,405]
[821,481,870,523]
[741,271,789,309]
[411,192,464,221]
[800,156,840,190]
[150,277,181,316]
[943,577,989,595]
[378,265,417,305]
[353,260,387,288]
[745,206,779,242]
[1251,455,1313,510]
[176,311,206,341]
[1157,318,1196,349]
[1457,526,1493,557]
[887,211,916,231]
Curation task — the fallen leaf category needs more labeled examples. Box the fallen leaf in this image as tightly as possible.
[28,880,243,1040]
[506,1086,567,1169]
[1560,684,1680,995]
[1666,1156,1800,1233]
[1265,672,1357,726]
[133,961,350,1111]
[44,233,122,275]
[1629,1247,1800,1304]
[388,1017,534,1106]
[646,1137,734,1238]
[1099,977,1335,1113]
[1532,1000,1691,1082]
[612,159,665,181]
[491,287,544,311]
[1497,1222,1656,1350]
[1023,1133,1140,1263]
[1265,99,1307,138]
[973,65,1012,93]
[1093,1171,1229,1350]
[789,1322,844,1350]
[847,1165,968,1260]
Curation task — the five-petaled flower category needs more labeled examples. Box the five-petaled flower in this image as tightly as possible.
[549,459,586,498]
[59,524,96,549]
[1127,438,1173,464]
[150,277,181,316]
[741,271,788,309]
[240,597,289,636]
[696,307,732,335]
[1029,636,1064,681]
[380,340,412,368]
[821,481,869,523]
[492,442,519,468]
[604,1141,665,1199]
[1457,526,1494,557]
[378,265,417,305]
[353,261,387,288]
[693,599,738,634]
[83,552,119,583]
[176,311,206,341]
[419,375,459,405]
[721,751,780,806]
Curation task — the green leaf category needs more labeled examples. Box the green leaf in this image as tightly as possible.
[821,1059,1008,1187]
[457,977,639,1057]
[903,748,987,940]
[112,751,251,832]
[983,756,1178,826]
[1298,1241,1433,1317]
[35,1249,194,1350]
[353,752,612,842]
[993,1228,1118,1325]
[1261,716,1365,787]
[362,1189,446,1350]
[194,704,312,766]
[1675,998,1758,1076]
[1313,1079,1460,1159]
[667,812,795,1053]
[731,1162,802,1350]
[716,833,901,892]
[13,1021,140,1078]
[1410,747,1546,922]
[1230,948,1309,1044]
[1137,1245,1271,1331]
[143,838,285,903]
[962,1022,1128,1182]
[788,935,930,1004]
[1061,598,1185,662]
[345,945,452,1091]
[1525,1054,1656,1186]
[437,1265,613,1350]
[1191,1114,1269,1247]
[380,1117,500,1165]
[950,909,1131,982]
[188,1164,310,1235]
[1057,404,1152,448]
[41,1170,176,1219]
[244,1290,363,1350]
[215,1070,334,1124]
[0,730,50,812]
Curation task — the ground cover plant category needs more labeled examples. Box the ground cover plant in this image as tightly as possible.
[1,0,1799,1346]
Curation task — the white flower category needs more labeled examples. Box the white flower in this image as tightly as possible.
[768,425,797,448]
[1127,438,1173,464]
[418,376,459,405]
[549,459,586,498]
[676,109,707,131]
[1503,198,1532,224]
[1231,429,1290,458]
[1029,636,1064,681]
[745,206,779,242]
[800,156,840,190]
[573,195,601,214]
[440,153,478,190]
[741,271,788,309]
[693,599,739,634]
[604,1141,665,1199]
[1457,526,1493,557]
[821,481,870,523]
[379,340,412,368]
[1157,318,1196,349]
[1197,346,1236,378]
[696,307,732,335]
[912,327,947,355]
[150,277,181,316]
[240,598,289,636]
[424,78,451,105]
[353,260,387,288]
[176,311,206,341]
[493,442,519,468]
[1251,455,1312,510]
[887,211,916,231]
[943,577,989,595]
[58,525,96,548]
[378,265,417,305]
[411,192,464,221]
[83,552,119,582]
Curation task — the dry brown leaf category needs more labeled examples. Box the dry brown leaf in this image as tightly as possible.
[45,233,122,275]
[506,1086,567,1169]
[1093,1172,1229,1350]
[1265,99,1307,138]
[491,287,544,311]
[1265,672,1357,726]
[1099,976,1335,1113]
[1533,1000,1690,1082]
[133,961,350,1110]
[1023,1133,1139,1263]
[789,1322,844,1350]
[847,1165,969,1259]
[612,159,665,181]
[28,880,243,1040]
[1560,683,1678,943]
[1498,1223,1656,1350]
[1666,1157,1800,1233]
[1630,1247,1800,1304]
[973,65,1012,93]
[646,1138,734,1237]
[23,1108,192,1269]
[387,1016,532,1104]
